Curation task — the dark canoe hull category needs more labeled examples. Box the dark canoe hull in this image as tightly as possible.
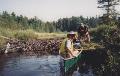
[60,50,83,73]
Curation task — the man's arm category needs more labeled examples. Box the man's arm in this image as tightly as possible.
[66,47,75,57]
[66,40,75,57]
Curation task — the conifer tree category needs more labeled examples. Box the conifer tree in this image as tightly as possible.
[98,0,120,24]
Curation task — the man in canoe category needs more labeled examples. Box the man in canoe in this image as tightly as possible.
[77,23,90,43]
[60,31,79,58]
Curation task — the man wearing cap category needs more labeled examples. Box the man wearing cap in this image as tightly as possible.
[60,31,79,58]
[77,23,90,43]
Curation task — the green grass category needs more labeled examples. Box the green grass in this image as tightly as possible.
[14,29,38,40]
[0,36,7,48]
[0,27,66,40]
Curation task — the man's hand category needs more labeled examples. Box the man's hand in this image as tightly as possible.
[72,54,77,57]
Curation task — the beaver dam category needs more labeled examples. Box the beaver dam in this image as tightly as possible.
[0,38,120,76]
[0,38,64,55]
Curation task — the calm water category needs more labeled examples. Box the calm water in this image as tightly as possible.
[0,53,60,76]
[0,52,94,76]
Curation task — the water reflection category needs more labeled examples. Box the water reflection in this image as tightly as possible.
[0,49,108,76]
[0,53,60,76]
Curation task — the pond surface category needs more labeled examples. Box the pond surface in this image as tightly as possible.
[0,52,98,76]
[0,53,60,76]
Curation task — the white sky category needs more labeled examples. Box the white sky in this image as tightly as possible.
[0,0,119,21]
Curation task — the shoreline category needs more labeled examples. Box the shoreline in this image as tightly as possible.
[0,37,64,55]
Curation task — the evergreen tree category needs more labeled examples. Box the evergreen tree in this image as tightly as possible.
[98,0,120,24]
[0,11,99,32]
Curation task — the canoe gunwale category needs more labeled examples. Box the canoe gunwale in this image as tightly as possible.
[60,48,83,60]
[64,49,83,60]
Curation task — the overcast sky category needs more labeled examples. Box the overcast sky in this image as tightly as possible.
[0,0,118,21]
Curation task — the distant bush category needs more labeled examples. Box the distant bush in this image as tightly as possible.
[90,24,117,42]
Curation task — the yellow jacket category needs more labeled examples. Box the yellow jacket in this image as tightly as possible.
[59,38,73,56]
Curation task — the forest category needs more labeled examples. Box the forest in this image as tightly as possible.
[0,11,99,33]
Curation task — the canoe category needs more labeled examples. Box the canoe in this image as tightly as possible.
[59,42,103,74]
[60,49,83,73]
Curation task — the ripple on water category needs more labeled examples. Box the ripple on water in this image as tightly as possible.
[0,54,60,76]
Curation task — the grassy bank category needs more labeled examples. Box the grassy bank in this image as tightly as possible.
[36,32,66,39]
[0,27,66,47]
[0,24,119,46]
[0,28,66,39]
